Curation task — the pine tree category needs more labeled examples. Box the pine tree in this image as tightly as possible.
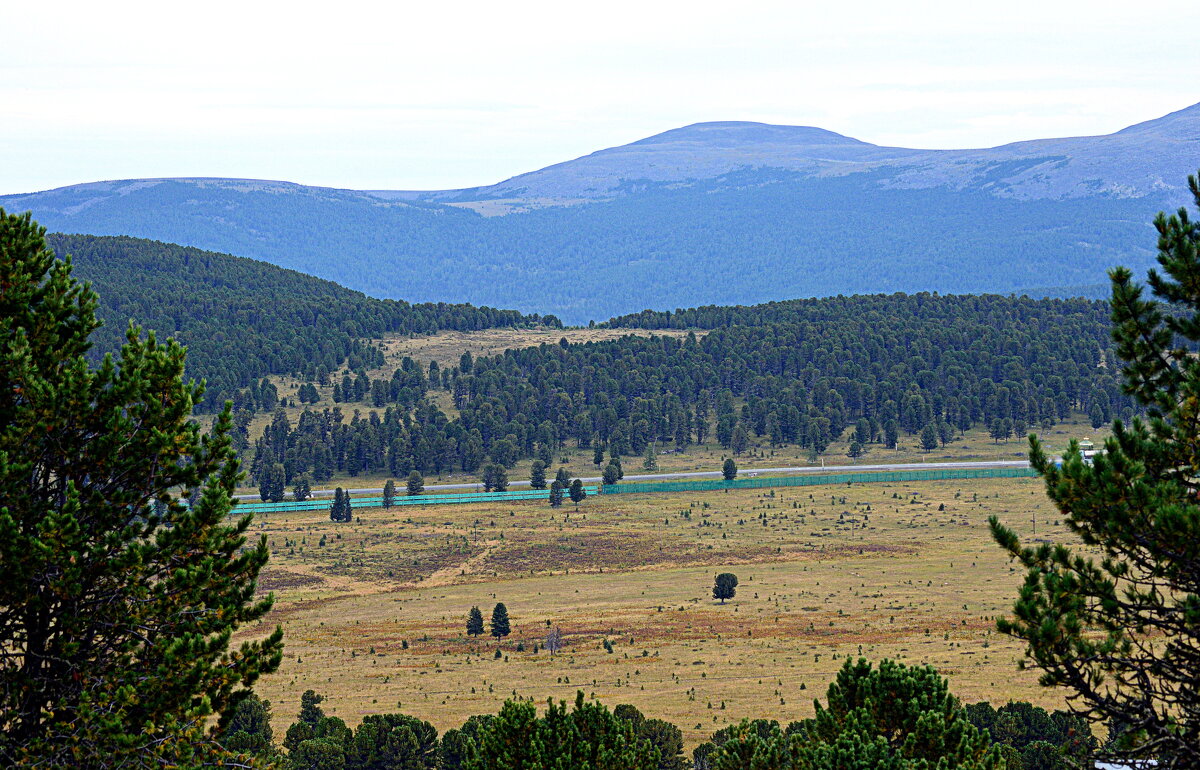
[406,470,425,496]
[722,458,737,481]
[920,422,939,452]
[730,423,749,456]
[992,175,1200,766]
[602,462,620,485]
[489,603,511,640]
[549,480,565,508]
[713,573,738,604]
[555,466,571,487]
[466,607,485,637]
[330,487,352,522]
[0,210,283,765]
[706,659,1000,769]
[529,459,547,490]
[569,479,586,510]
[642,442,658,471]
[382,478,396,509]
[482,463,508,492]
[218,692,275,756]
[267,462,286,502]
[491,465,508,492]
[293,474,312,502]
[467,693,658,770]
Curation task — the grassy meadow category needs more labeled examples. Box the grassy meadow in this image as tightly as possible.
[238,474,1076,747]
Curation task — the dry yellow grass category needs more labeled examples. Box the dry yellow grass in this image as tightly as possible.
[237,475,1074,747]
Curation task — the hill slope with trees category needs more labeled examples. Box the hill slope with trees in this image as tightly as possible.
[249,292,1129,490]
[46,233,556,411]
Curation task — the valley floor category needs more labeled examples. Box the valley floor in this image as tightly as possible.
[238,474,1073,747]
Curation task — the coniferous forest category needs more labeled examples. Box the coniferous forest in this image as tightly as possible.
[50,234,557,411]
[248,291,1129,490]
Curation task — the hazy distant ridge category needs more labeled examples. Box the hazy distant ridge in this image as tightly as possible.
[3,103,1196,323]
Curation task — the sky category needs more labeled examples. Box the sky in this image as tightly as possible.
[4,0,1200,195]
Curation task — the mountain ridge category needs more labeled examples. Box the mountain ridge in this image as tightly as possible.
[2,103,1195,323]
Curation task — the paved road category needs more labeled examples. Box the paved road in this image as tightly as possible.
[234,458,1029,500]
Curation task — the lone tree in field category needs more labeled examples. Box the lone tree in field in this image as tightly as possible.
[713,573,738,604]
[382,478,396,508]
[489,603,511,640]
[569,478,586,509]
[991,173,1200,767]
[602,462,620,485]
[549,480,565,508]
[406,470,424,496]
[722,458,737,481]
[0,210,283,765]
[467,606,485,637]
[529,459,547,490]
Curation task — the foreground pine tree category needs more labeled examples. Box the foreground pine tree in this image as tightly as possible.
[705,659,1000,769]
[0,211,283,765]
[991,175,1200,766]
[467,692,659,770]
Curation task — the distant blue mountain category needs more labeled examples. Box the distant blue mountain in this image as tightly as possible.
[5,103,1199,323]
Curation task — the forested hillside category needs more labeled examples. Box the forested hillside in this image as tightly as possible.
[251,293,1128,488]
[49,234,557,411]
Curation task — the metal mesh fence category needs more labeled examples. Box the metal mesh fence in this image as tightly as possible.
[235,486,599,514]
[598,466,1036,495]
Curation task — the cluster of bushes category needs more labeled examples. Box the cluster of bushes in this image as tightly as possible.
[218,659,1103,769]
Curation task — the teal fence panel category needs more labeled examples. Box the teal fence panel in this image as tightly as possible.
[598,466,1036,495]
[235,486,599,515]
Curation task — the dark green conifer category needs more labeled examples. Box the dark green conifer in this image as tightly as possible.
[991,173,1200,766]
[529,459,547,490]
[0,210,283,765]
[489,603,511,640]
[569,478,586,509]
[467,606,485,637]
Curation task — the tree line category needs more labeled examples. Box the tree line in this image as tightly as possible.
[248,292,1129,488]
[218,658,1105,769]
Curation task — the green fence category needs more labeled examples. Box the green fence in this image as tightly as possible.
[232,466,1035,514]
[599,466,1036,495]
[236,486,599,515]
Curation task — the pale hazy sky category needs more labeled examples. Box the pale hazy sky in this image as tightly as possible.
[4,0,1199,195]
